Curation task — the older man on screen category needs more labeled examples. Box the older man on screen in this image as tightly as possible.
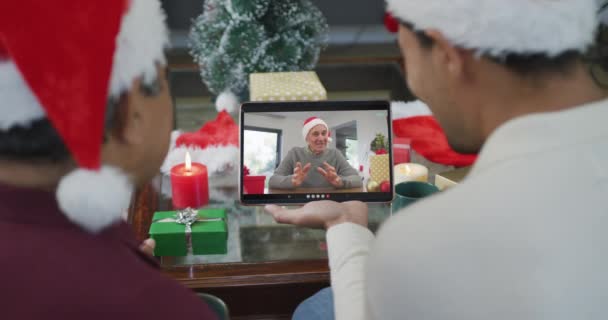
[269,117,362,190]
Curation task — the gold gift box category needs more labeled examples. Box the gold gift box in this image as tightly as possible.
[369,154,390,183]
[249,71,327,102]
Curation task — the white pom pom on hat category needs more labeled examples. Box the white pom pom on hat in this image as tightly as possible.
[386,0,598,57]
[216,90,241,113]
[57,166,133,233]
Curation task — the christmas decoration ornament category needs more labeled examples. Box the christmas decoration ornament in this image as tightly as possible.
[375,149,388,155]
[386,0,597,57]
[380,180,391,193]
[189,0,329,112]
[215,90,240,113]
[369,152,390,185]
[0,0,169,232]
[243,174,266,194]
[149,208,228,256]
[383,12,399,33]
[370,133,388,153]
[367,180,380,192]
[249,71,327,102]
[170,154,209,209]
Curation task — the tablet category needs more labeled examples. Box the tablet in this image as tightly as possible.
[239,100,393,205]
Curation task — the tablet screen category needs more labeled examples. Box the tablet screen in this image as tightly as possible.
[240,100,393,204]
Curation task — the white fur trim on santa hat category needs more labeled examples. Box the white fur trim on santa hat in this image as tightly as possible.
[0,0,170,130]
[0,61,46,130]
[109,0,170,97]
[216,90,240,113]
[386,0,598,57]
[391,100,432,120]
[302,118,330,140]
[57,166,133,233]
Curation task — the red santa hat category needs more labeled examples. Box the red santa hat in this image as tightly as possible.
[302,117,332,142]
[386,0,597,57]
[391,100,477,167]
[161,111,240,187]
[0,0,169,232]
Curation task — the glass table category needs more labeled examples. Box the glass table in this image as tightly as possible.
[128,161,395,287]
[152,175,391,266]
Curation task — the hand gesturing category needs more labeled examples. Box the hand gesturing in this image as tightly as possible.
[317,161,343,188]
[292,162,312,187]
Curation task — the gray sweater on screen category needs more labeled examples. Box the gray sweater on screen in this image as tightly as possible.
[269,147,362,189]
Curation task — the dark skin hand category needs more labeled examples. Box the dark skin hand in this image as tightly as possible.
[139,238,156,256]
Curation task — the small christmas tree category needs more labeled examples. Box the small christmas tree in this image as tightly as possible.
[370,133,388,153]
[189,0,329,112]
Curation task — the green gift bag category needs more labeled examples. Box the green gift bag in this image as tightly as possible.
[149,208,227,256]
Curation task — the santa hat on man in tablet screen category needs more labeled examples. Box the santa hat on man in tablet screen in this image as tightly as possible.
[302,116,332,142]
[0,0,170,232]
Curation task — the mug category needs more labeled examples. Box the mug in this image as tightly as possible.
[392,181,439,213]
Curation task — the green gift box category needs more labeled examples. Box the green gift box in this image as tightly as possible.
[149,208,227,256]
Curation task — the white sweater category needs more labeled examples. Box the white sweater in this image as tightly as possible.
[327,98,608,320]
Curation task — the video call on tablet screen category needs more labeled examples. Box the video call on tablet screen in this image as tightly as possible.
[240,100,393,205]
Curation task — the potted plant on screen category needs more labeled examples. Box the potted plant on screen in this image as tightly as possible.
[243,166,266,194]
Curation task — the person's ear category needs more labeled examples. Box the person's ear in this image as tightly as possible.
[110,78,147,146]
[425,30,468,80]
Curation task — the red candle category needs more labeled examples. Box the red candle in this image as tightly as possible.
[170,152,209,209]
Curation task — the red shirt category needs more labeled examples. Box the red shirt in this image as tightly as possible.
[0,183,216,319]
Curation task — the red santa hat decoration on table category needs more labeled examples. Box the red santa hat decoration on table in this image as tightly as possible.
[391,100,476,167]
[0,0,169,232]
[302,117,332,142]
[161,111,240,187]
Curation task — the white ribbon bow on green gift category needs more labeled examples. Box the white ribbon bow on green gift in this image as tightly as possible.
[156,207,224,254]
